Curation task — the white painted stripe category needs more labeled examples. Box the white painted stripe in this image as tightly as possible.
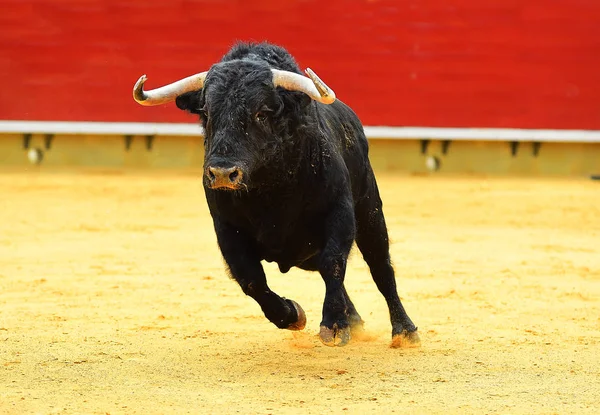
[363,126,600,142]
[0,120,599,143]
[0,121,205,136]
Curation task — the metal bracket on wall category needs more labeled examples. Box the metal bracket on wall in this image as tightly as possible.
[44,134,54,150]
[124,135,133,151]
[532,142,542,157]
[145,135,155,151]
[420,139,430,155]
[23,133,32,149]
[510,141,519,157]
[441,140,451,155]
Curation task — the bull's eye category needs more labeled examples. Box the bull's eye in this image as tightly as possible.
[255,111,268,123]
[255,106,273,123]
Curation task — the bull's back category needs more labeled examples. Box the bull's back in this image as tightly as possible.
[319,101,373,203]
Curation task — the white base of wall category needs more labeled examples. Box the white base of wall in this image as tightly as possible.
[1,120,599,143]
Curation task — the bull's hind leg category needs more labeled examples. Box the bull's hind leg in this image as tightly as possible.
[213,219,306,331]
[355,181,420,348]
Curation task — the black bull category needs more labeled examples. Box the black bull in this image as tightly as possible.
[133,42,419,347]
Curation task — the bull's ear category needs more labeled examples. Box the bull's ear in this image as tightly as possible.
[175,90,203,115]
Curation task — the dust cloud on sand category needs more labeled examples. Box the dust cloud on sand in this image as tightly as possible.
[1,169,599,414]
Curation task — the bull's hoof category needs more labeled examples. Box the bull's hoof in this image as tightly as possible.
[390,329,421,349]
[319,324,351,347]
[286,300,306,331]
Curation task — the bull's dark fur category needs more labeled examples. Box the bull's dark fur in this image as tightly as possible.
[175,42,418,345]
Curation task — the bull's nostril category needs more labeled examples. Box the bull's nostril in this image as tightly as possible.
[206,166,242,188]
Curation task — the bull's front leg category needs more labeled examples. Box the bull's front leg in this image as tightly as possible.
[318,197,356,347]
[213,218,306,331]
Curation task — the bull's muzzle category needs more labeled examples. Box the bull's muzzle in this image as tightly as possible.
[206,166,244,190]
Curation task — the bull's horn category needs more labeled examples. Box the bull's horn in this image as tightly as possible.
[133,72,208,106]
[271,68,336,104]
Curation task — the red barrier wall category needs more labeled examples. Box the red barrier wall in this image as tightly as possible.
[1,0,599,129]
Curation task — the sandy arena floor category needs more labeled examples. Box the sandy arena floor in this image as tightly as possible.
[1,169,599,414]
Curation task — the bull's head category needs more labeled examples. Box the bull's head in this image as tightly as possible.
[132,61,336,191]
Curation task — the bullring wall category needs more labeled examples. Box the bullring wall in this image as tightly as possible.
[1,0,599,129]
